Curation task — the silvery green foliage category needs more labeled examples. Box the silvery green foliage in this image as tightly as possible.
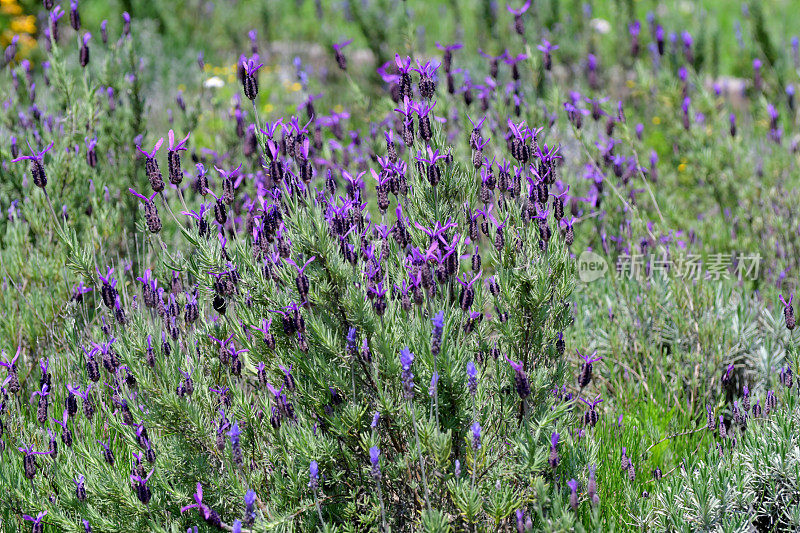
[637,391,800,531]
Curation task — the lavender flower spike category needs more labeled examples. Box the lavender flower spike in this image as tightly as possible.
[309,460,320,489]
[128,188,162,233]
[370,446,381,479]
[507,1,531,35]
[333,39,353,71]
[12,141,55,188]
[467,361,477,396]
[166,130,191,184]
[537,39,559,70]
[242,55,263,101]
[780,293,795,330]
[137,137,165,192]
[399,347,415,400]
[505,356,530,399]
[471,421,482,450]
[548,432,560,468]
[431,311,444,357]
[577,349,602,388]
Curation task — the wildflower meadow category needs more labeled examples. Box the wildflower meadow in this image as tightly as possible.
[1,0,800,531]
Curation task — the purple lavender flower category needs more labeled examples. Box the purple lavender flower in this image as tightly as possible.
[79,33,91,67]
[580,395,603,427]
[399,347,415,400]
[587,465,599,505]
[753,58,763,91]
[130,468,155,504]
[629,20,641,56]
[166,130,190,185]
[505,356,530,399]
[370,446,381,479]
[50,6,65,43]
[181,483,222,527]
[11,141,54,189]
[414,60,440,99]
[69,0,81,30]
[4,35,18,64]
[721,363,734,386]
[309,460,320,489]
[31,383,50,424]
[431,311,444,357]
[780,365,793,388]
[0,347,21,394]
[244,489,256,526]
[214,163,243,205]
[137,138,165,192]
[435,41,463,73]
[429,372,439,398]
[456,270,482,311]
[548,432,560,468]
[780,293,795,330]
[577,350,602,388]
[567,479,579,510]
[74,474,86,501]
[22,511,47,532]
[17,443,51,479]
[395,54,413,100]
[97,436,115,465]
[128,188,161,233]
[241,55,263,101]
[285,256,315,302]
[507,0,531,35]
[471,421,482,450]
[228,420,243,466]
[413,99,437,142]
[333,39,353,71]
[537,39,559,70]
[467,361,477,396]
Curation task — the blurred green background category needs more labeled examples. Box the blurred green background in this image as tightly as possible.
[5,0,800,78]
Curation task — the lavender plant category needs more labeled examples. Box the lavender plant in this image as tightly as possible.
[1,0,800,531]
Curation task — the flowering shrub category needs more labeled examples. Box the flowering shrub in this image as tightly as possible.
[0,1,799,532]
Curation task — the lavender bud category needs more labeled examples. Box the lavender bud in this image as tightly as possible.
[568,479,579,510]
[70,0,81,30]
[79,33,91,68]
[780,365,793,388]
[228,421,243,466]
[587,465,599,505]
[431,311,444,357]
[369,446,381,480]
[471,421,482,450]
[309,460,319,490]
[506,357,530,399]
[74,475,87,501]
[467,361,477,396]
[399,348,415,400]
[548,432,560,469]
[780,293,795,330]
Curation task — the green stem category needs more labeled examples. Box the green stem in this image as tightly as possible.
[411,404,431,512]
